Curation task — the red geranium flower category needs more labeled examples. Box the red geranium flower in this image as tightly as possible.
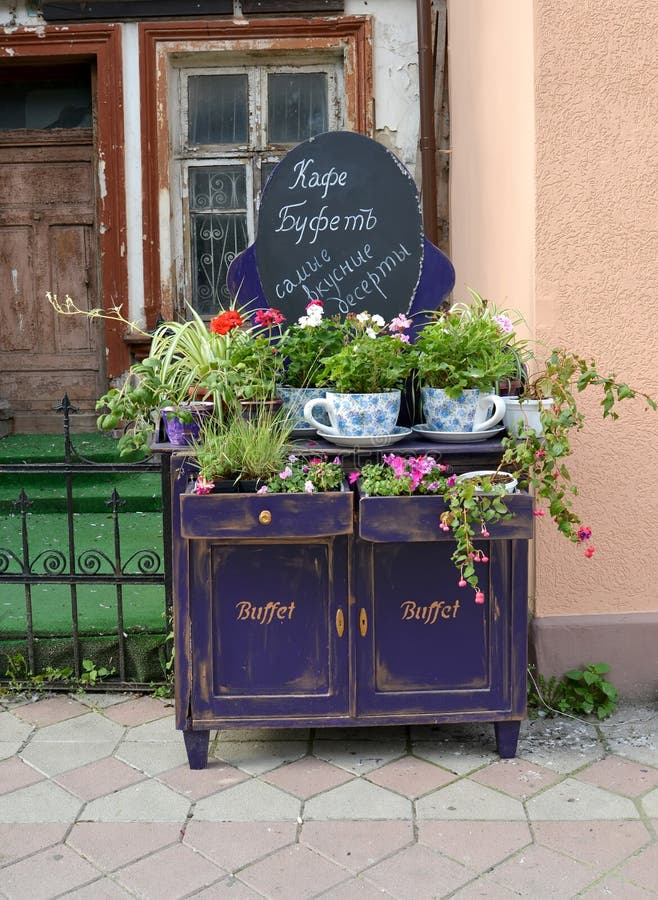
[210,310,244,335]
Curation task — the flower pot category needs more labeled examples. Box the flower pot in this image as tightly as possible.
[239,398,284,422]
[161,402,213,445]
[503,397,553,437]
[276,385,330,430]
[455,470,518,494]
[420,387,505,433]
[303,390,401,437]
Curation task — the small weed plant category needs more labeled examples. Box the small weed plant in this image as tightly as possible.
[1,652,115,694]
[527,662,618,720]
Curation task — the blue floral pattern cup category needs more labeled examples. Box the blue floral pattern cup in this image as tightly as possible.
[276,386,330,430]
[420,388,506,432]
[304,390,401,437]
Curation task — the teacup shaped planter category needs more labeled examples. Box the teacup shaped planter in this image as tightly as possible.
[304,390,401,437]
[276,385,330,431]
[455,470,518,494]
[420,388,505,433]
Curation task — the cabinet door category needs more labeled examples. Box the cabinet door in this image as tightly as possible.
[355,539,527,717]
[189,538,349,721]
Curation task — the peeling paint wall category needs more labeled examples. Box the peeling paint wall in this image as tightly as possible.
[346,0,420,172]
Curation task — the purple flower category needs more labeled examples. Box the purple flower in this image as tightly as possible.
[493,314,514,334]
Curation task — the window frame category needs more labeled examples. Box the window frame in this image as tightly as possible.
[174,58,343,315]
[139,16,373,324]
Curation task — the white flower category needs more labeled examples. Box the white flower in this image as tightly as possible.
[365,327,377,339]
[356,312,370,324]
[304,480,315,493]
[370,314,385,327]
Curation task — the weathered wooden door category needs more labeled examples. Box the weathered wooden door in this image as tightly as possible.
[0,129,103,432]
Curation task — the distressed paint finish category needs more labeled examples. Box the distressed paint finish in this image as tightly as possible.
[173,452,532,767]
[138,16,373,322]
[0,24,129,378]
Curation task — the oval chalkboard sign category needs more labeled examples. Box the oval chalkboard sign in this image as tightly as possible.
[255,131,424,325]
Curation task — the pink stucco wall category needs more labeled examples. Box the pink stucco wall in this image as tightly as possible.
[449,0,658,616]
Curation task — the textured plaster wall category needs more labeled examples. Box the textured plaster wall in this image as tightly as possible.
[450,0,658,617]
[533,0,658,616]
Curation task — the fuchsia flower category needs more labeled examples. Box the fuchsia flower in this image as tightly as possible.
[306,298,323,310]
[348,472,360,484]
[533,508,546,517]
[475,591,486,604]
[584,545,595,558]
[577,526,592,542]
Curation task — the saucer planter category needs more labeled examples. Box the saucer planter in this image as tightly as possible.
[172,446,534,769]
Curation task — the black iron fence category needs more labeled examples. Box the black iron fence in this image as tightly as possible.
[0,397,171,690]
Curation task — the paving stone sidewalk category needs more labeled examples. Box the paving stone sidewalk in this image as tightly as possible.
[1,693,657,899]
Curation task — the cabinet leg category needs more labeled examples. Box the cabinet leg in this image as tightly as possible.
[183,729,210,769]
[494,721,521,759]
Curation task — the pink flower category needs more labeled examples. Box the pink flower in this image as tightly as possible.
[394,333,411,344]
[458,578,467,587]
[493,314,513,334]
[194,475,215,495]
[254,308,285,327]
[304,480,315,494]
[257,485,269,495]
[447,475,457,487]
[389,313,412,333]
[309,457,322,465]
[584,545,595,558]
[333,456,341,465]
[577,526,592,542]
[475,591,486,604]
[279,466,293,480]
[306,299,323,310]
[533,508,545,517]
[348,471,360,484]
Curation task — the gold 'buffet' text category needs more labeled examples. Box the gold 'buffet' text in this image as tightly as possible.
[235,601,295,624]
[400,600,461,624]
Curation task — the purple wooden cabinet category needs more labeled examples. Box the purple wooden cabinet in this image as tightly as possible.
[355,492,534,758]
[172,455,534,769]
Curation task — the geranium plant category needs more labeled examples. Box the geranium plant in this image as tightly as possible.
[414,290,525,397]
[278,299,344,388]
[228,307,286,402]
[316,311,415,393]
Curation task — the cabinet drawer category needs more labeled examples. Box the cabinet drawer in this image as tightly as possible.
[180,488,353,539]
[358,492,534,543]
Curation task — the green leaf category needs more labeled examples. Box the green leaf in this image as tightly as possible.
[592,662,610,674]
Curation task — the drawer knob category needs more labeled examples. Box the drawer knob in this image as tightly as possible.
[258,509,272,525]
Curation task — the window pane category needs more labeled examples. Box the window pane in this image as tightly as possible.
[190,166,246,211]
[188,74,248,144]
[191,213,249,315]
[267,73,328,144]
[0,80,91,130]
